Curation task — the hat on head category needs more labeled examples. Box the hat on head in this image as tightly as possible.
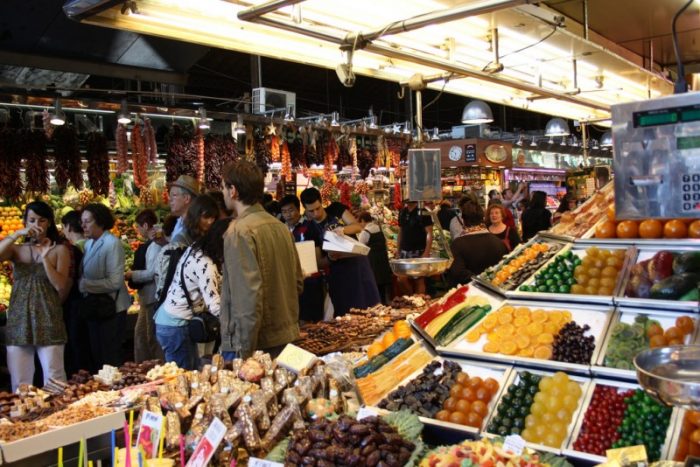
[170,175,201,196]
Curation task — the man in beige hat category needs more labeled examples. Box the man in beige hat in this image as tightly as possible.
[168,175,200,243]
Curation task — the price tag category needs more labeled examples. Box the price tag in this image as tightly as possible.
[356,407,378,420]
[502,435,526,456]
[135,410,163,459]
[248,458,284,467]
[186,417,227,467]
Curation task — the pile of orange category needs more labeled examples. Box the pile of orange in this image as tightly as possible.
[595,217,700,239]
[492,243,552,287]
[366,320,412,358]
[0,206,23,239]
[647,316,695,348]
[465,305,572,360]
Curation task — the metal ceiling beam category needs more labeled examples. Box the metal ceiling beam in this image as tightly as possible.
[63,0,123,21]
[237,0,308,21]
[244,15,611,113]
[347,0,530,46]
[0,50,188,86]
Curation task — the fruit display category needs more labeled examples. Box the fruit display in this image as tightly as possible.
[672,410,700,461]
[365,321,413,359]
[413,285,470,330]
[602,313,696,371]
[435,370,500,430]
[0,205,23,239]
[378,360,462,417]
[419,437,568,466]
[624,250,700,301]
[479,241,562,291]
[487,370,585,449]
[356,343,434,406]
[457,304,606,366]
[517,247,627,297]
[549,180,614,238]
[570,385,672,462]
[594,217,700,239]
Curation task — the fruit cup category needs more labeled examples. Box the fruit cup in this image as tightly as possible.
[484,368,591,453]
[593,308,698,381]
[563,379,677,464]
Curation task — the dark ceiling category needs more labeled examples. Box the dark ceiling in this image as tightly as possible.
[5,0,696,139]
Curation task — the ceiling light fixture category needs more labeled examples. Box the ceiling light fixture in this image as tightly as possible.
[431,127,440,141]
[330,111,340,127]
[461,99,493,124]
[544,117,570,136]
[198,107,210,130]
[515,134,524,146]
[369,115,378,130]
[117,99,131,124]
[235,114,246,134]
[600,130,612,148]
[284,104,295,122]
[403,121,411,135]
[530,138,538,147]
[50,98,66,126]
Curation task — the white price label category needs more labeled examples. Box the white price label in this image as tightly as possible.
[356,407,378,420]
[186,417,227,467]
[503,434,526,456]
[248,458,284,467]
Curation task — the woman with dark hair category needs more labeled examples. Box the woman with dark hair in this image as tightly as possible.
[449,200,508,286]
[155,218,231,370]
[0,201,72,389]
[521,191,552,241]
[552,194,577,225]
[486,204,521,252]
[183,195,220,243]
[358,212,393,304]
[79,203,131,371]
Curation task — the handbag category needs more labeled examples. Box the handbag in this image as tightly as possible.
[179,250,220,343]
[77,290,118,321]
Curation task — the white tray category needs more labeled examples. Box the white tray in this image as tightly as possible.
[562,378,678,464]
[438,300,613,375]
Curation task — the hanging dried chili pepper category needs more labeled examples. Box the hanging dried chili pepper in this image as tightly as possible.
[22,129,49,194]
[115,123,129,175]
[85,131,110,196]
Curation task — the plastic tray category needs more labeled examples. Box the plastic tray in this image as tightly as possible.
[371,356,512,436]
[615,245,700,312]
[506,243,634,306]
[482,367,592,455]
[592,307,700,380]
[562,378,679,464]
[438,300,613,375]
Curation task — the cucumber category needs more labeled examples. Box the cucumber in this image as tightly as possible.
[650,273,700,300]
[434,305,491,346]
[673,252,700,274]
[353,338,413,378]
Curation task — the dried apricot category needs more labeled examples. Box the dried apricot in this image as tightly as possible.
[537,333,554,345]
[499,341,517,355]
[534,346,553,360]
[465,329,481,343]
[518,347,534,358]
[516,335,530,349]
[497,313,513,325]
[526,323,543,336]
[483,342,499,353]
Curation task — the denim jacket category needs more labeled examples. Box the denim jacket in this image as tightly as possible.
[80,232,131,312]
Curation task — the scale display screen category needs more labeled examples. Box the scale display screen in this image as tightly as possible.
[678,136,700,150]
[634,104,700,128]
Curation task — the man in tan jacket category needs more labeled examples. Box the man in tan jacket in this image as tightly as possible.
[220,161,303,359]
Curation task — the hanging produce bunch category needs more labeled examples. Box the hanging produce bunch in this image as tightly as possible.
[165,124,198,183]
[21,129,49,194]
[287,130,304,168]
[349,137,359,177]
[52,125,83,192]
[115,123,129,175]
[143,118,158,165]
[85,131,110,196]
[0,129,23,200]
[269,134,280,163]
[336,137,351,171]
[195,127,205,184]
[302,126,322,166]
[204,133,238,190]
[280,140,292,182]
[387,137,405,170]
[358,140,378,178]
[41,109,54,140]
[319,135,338,203]
[130,121,149,189]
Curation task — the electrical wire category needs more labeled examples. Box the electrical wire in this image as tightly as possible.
[422,73,454,111]
[481,26,558,72]
[672,0,694,94]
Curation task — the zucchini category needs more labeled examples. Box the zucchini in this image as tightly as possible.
[353,338,413,378]
[434,305,491,346]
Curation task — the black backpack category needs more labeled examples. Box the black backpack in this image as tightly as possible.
[154,245,187,310]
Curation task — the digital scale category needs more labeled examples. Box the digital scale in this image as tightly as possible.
[613,91,700,219]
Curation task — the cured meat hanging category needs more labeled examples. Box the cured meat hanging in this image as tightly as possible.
[85,131,110,196]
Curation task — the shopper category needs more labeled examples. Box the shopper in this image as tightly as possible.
[161,215,178,242]
[0,201,71,390]
[449,199,508,286]
[487,190,515,229]
[61,210,86,252]
[358,212,393,304]
[168,175,201,243]
[79,204,130,371]
[60,209,86,377]
[552,194,577,225]
[503,182,527,227]
[155,218,230,370]
[126,209,164,363]
[326,201,362,233]
[521,191,552,241]
[280,194,325,322]
[396,200,433,295]
[208,190,234,219]
[437,200,457,231]
[486,204,521,252]
[300,187,380,317]
[220,161,303,359]
[449,194,479,242]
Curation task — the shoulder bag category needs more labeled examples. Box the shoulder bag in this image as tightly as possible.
[180,251,220,343]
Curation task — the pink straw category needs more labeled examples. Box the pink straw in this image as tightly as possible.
[123,421,132,467]
[179,434,185,467]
